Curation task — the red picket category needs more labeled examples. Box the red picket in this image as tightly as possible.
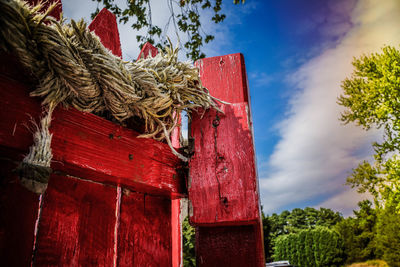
[189,53,265,266]
[89,8,122,58]
[118,191,172,266]
[34,174,116,266]
[136,42,183,267]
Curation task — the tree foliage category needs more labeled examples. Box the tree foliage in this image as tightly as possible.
[338,45,400,211]
[375,200,400,267]
[91,0,245,61]
[334,200,378,264]
[273,227,344,267]
[182,217,196,267]
[334,199,400,266]
[263,207,342,262]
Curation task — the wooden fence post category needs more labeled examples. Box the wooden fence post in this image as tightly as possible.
[189,54,265,266]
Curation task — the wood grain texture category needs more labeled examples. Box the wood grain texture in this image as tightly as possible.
[189,53,265,265]
[195,225,260,267]
[195,53,249,104]
[136,41,183,267]
[0,159,39,267]
[33,174,116,266]
[118,191,172,267]
[89,8,122,58]
[0,74,185,197]
[190,103,260,225]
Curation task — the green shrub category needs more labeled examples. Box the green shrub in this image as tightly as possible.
[273,227,344,267]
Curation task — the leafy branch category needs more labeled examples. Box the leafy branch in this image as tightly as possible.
[91,0,245,61]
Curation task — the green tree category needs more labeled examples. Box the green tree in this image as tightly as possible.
[338,45,400,266]
[264,207,342,263]
[91,0,245,61]
[335,200,379,264]
[375,199,400,267]
[182,217,196,267]
[273,227,344,267]
[338,45,400,211]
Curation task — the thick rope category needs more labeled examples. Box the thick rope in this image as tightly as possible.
[0,0,223,192]
[16,106,54,194]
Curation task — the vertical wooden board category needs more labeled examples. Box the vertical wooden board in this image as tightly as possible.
[195,225,262,267]
[89,8,122,58]
[135,41,182,267]
[34,174,116,266]
[195,53,249,104]
[190,52,265,265]
[171,199,181,267]
[137,43,159,60]
[118,191,172,266]
[0,75,41,153]
[189,103,260,224]
[0,159,39,267]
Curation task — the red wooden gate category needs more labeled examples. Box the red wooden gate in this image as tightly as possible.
[0,1,264,266]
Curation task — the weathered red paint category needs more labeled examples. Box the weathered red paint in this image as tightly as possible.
[89,8,122,58]
[34,174,116,266]
[118,191,172,266]
[0,5,184,266]
[0,1,60,264]
[137,42,183,267]
[189,53,265,266]
[196,53,250,104]
[0,75,184,197]
[190,103,259,224]
[137,42,159,60]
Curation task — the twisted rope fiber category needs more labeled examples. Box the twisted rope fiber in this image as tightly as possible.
[0,0,222,192]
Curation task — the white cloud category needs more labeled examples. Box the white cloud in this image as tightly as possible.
[260,0,400,215]
[315,188,372,217]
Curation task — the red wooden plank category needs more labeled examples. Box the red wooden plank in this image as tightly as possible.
[134,42,183,267]
[196,225,261,267]
[34,174,116,266]
[189,53,265,265]
[0,74,185,198]
[0,159,39,267]
[195,53,249,104]
[137,42,159,60]
[190,103,260,224]
[118,191,172,266]
[171,199,182,267]
[89,8,122,58]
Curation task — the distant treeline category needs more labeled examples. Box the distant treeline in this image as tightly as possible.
[262,202,400,267]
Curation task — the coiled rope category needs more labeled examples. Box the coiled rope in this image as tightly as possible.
[0,0,221,193]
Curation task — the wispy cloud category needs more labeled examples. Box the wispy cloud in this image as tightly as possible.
[315,188,372,217]
[260,0,400,215]
[250,72,274,87]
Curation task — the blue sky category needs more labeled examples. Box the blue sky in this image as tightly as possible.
[64,0,400,216]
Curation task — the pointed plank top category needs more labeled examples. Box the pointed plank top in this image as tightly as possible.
[89,8,122,58]
[137,42,159,60]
